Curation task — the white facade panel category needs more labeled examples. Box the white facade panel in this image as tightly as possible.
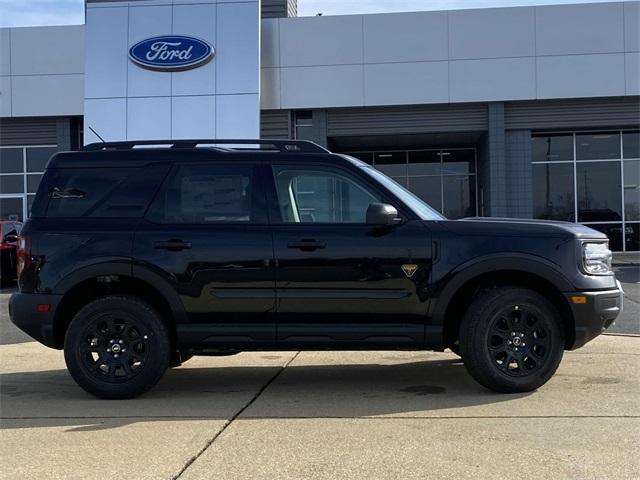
[364,61,448,106]
[215,94,260,138]
[626,52,640,95]
[281,65,363,108]
[537,53,626,99]
[0,76,11,116]
[535,3,625,55]
[450,57,536,102]
[127,96,171,139]
[84,98,127,143]
[85,7,128,99]
[363,11,448,63]
[171,95,216,139]
[625,2,640,52]
[261,19,279,68]
[448,7,535,60]
[279,15,363,67]
[216,2,260,94]
[0,29,11,76]
[127,5,172,98]
[10,26,84,76]
[11,74,84,116]
[172,3,217,96]
[260,67,281,109]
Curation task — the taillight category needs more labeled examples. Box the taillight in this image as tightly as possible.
[16,235,31,279]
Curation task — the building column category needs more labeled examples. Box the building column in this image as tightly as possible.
[505,129,534,218]
[478,102,508,217]
[295,109,328,148]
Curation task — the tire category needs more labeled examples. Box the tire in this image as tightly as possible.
[64,295,171,399]
[459,287,565,393]
[169,351,193,368]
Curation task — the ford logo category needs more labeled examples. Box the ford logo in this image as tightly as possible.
[128,35,214,72]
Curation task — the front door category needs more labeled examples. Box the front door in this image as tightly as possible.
[267,162,432,348]
[133,161,275,351]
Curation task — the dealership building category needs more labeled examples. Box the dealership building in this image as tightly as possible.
[0,0,638,251]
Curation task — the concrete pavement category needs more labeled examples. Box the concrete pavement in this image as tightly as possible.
[1,336,638,479]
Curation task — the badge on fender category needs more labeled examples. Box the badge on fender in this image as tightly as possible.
[401,264,418,278]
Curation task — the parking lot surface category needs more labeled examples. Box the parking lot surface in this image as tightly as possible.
[1,271,639,479]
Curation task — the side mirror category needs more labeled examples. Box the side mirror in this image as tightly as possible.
[4,234,18,243]
[366,203,402,226]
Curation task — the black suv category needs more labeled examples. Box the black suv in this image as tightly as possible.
[9,140,623,399]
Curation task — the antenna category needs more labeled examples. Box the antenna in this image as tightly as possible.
[88,126,106,143]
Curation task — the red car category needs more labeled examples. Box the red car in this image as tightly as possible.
[0,221,22,288]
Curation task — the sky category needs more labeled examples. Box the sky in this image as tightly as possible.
[0,0,631,28]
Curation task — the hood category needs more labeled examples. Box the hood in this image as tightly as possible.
[439,217,608,240]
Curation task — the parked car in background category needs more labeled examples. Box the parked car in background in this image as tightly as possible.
[0,221,22,288]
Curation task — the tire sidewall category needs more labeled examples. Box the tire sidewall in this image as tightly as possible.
[64,296,171,399]
[460,288,565,393]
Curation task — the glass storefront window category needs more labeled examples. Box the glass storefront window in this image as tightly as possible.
[374,152,407,177]
[576,161,622,221]
[0,198,24,221]
[348,152,374,165]
[442,149,476,175]
[408,176,442,213]
[408,151,441,175]
[443,175,475,219]
[533,163,575,221]
[27,174,43,194]
[624,160,640,221]
[584,223,626,252]
[0,148,24,173]
[0,175,24,194]
[623,131,640,159]
[26,146,57,172]
[532,134,573,162]
[624,223,640,252]
[576,132,621,160]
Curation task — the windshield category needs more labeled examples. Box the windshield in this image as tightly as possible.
[360,166,446,221]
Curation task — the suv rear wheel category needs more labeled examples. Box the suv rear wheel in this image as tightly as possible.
[459,287,564,393]
[64,296,171,399]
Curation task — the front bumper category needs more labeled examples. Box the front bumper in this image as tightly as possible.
[9,293,63,349]
[566,281,623,349]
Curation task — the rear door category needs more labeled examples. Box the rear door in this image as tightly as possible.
[267,161,433,349]
[133,160,276,350]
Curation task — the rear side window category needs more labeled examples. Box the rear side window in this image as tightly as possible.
[39,166,169,218]
[147,164,263,224]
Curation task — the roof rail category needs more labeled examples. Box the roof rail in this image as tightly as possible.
[83,139,329,154]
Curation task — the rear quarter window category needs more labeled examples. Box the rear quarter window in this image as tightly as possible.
[36,166,169,218]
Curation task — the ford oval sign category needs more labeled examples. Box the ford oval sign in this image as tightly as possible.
[128,35,214,72]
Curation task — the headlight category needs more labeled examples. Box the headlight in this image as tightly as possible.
[582,242,612,275]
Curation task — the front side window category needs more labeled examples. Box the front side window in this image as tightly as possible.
[148,164,257,224]
[273,165,381,224]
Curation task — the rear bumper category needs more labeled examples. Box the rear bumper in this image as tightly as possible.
[9,293,63,349]
[566,281,623,349]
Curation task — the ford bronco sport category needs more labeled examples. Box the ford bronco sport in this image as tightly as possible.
[9,139,623,399]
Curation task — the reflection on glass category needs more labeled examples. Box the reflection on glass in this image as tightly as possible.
[0,198,23,221]
[576,132,621,160]
[0,175,24,194]
[443,175,476,219]
[624,223,640,251]
[533,163,575,221]
[532,134,573,162]
[374,152,407,177]
[0,148,24,173]
[624,160,640,221]
[408,176,442,212]
[27,174,43,194]
[623,131,640,159]
[26,147,57,172]
[442,150,476,175]
[583,223,625,252]
[576,162,622,221]
[408,151,441,175]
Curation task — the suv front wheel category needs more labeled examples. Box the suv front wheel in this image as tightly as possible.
[459,287,565,393]
[64,296,171,399]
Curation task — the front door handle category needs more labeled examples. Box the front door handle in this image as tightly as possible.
[287,240,326,251]
[154,240,192,251]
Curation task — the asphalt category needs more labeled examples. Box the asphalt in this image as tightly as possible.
[0,268,638,479]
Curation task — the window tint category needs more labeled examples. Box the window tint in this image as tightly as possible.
[273,165,380,223]
[148,164,257,224]
[44,166,168,218]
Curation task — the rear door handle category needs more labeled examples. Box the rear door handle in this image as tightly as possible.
[154,240,192,251]
[287,240,326,251]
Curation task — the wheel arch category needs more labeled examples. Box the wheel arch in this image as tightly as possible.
[431,255,575,350]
